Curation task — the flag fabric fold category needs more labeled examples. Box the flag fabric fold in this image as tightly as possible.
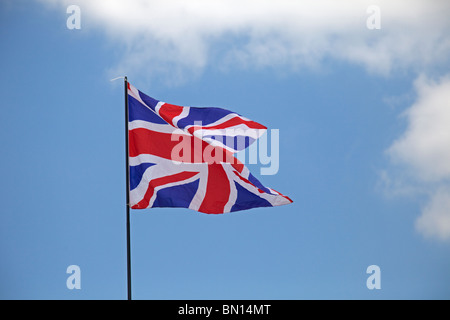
[127,82,292,214]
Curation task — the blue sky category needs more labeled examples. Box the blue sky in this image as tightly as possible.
[1,0,450,299]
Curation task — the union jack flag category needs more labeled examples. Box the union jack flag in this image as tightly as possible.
[127,82,292,214]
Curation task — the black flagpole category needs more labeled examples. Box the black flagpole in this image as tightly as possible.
[124,76,132,300]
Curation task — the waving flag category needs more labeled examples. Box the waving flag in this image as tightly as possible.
[127,82,292,214]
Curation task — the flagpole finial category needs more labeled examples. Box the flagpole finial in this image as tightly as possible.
[110,76,126,82]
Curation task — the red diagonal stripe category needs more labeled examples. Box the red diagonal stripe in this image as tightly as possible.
[158,103,183,125]
[188,117,267,132]
[233,170,265,194]
[132,171,199,209]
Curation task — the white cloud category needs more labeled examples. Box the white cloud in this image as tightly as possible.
[416,188,450,241]
[388,76,450,182]
[40,0,450,82]
[386,75,450,241]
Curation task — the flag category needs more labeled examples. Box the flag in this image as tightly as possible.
[127,82,292,214]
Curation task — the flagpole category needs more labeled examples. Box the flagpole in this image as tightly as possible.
[124,76,132,300]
